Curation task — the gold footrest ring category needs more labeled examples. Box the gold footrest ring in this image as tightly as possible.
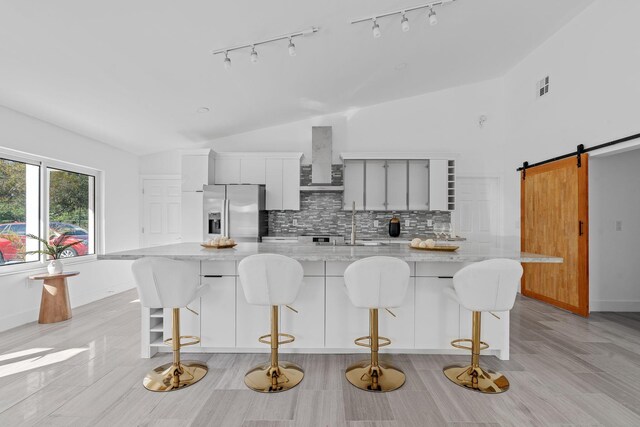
[143,360,208,392]
[450,338,489,351]
[354,335,391,348]
[345,360,405,392]
[443,364,509,394]
[163,335,201,347]
[258,333,295,346]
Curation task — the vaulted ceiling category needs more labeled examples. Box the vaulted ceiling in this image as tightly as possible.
[0,0,594,154]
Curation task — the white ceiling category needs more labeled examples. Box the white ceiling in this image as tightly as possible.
[0,0,594,155]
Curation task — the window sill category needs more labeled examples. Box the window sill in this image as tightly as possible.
[0,255,98,278]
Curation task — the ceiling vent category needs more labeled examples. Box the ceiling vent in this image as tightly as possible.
[537,76,550,98]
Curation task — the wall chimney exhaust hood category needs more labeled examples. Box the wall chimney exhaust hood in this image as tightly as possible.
[300,126,344,192]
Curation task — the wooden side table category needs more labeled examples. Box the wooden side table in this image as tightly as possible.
[29,271,79,324]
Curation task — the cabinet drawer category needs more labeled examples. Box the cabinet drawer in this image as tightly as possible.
[326,261,351,277]
[301,261,324,276]
[415,262,466,277]
[201,261,236,276]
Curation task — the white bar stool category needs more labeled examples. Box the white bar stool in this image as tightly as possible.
[343,256,410,392]
[131,257,208,392]
[238,254,304,393]
[442,258,523,394]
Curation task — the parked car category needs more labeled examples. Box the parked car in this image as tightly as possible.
[0,222,89,264]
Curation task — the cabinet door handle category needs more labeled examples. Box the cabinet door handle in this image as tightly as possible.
[579,221,584,236]
[437,276,454,279]
[203,275,223,278]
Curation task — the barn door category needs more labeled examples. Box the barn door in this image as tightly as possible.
[520,154,589,316]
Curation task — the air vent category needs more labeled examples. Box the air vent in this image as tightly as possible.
[537,76,550,97]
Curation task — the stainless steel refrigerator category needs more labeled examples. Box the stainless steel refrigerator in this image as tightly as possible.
[203,185,267,242]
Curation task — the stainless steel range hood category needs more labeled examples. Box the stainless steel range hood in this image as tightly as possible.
[300,126,344,192]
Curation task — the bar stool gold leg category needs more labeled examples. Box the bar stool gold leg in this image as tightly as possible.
[244,306,304,393]
[345,309,405,392]
[443,311,509,394]
[143,308,208,392]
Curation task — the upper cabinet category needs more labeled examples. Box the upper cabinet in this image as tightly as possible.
[214,155,266,184]
[341,154,456,211]
[181,150,215,192]
[265,157,301,211]
[343,160,364,210]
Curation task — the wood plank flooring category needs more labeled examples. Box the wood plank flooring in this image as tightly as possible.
[1,290,640,426]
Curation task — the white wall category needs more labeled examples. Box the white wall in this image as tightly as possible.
[503,0,640,247]
[590,149,640,311]
[0,105,139,332]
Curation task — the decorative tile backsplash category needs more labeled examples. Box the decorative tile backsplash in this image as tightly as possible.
[268,165,451,239]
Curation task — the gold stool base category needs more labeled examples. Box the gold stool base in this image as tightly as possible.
[443,364,509,394]
[143,360,208,392]
[345,360,406,392]
[244,361,304,393]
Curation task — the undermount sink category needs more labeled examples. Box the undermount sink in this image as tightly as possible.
[315,242,386,247]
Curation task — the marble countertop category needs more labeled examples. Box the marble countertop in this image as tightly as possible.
[99,242,562,263]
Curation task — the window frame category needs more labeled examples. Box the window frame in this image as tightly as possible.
[0,147,102,275]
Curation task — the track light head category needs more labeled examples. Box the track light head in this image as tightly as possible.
[401,14,410,32]
[250,46,258,63]
[288,38,296,57]
[372,19,381,38]
[223,52,231,70]
[428,8,438,26]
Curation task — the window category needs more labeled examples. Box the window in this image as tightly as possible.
[0,151,99,268]
[48,168,95,257]
[0,157,40,266]
[537,76,550,97]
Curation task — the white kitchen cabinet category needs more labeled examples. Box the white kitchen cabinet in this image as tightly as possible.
[365,160,386,210]
[408,160,429,210]
[164,297,201,346]
[180,191,203,242]
[282,158,300,210]
[265,159,283,211]
[214,157,241,184]
[325,277,368,349]
[414,277,460,349]
[236,277,272,349]
[200,276,236,348]
[182,154,214,192]
[280,277,324,348]
[387,160,408,211]
[429,159,449,211]
[343,160,365,210]
[240,157,266,184]
[265,158,300,211]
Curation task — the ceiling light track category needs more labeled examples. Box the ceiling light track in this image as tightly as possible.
[212,27,318,66]
[351,0,456,36]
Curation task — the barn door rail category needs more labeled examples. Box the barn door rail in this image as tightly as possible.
[517,132,640,176]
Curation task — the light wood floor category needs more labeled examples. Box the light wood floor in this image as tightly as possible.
[1,290,640,426]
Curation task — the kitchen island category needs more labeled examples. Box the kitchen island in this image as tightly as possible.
[100,243,561,360]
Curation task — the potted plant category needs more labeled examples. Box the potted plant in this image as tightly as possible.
[23,233,83,275]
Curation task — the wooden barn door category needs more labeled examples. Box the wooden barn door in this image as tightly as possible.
[521,154,589,316]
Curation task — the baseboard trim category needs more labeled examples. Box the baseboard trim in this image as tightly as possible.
[590,300,640,312]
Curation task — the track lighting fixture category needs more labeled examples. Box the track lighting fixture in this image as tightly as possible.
[212,27,318,69]
[372,19,381,38]
[401,14,410,32]
[288,38,296,56]
[428,8,438,26]
[350,0,454,35]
